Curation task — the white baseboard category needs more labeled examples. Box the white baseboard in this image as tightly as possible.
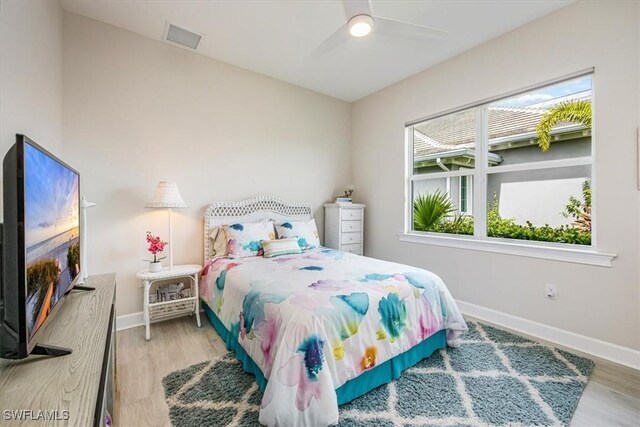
[456,299,640,371]
[116,311,144,331]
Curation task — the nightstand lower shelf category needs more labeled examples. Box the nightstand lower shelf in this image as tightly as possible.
[149,295,198,321]
[137,264,202,340]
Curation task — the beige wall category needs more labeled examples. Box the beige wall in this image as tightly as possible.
[352,1,640,350]
[0,0,63,216]
[62,12,352,316]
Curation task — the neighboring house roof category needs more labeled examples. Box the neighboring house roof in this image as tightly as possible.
[414,90,591,158]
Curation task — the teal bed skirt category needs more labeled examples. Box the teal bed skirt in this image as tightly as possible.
[202,302,447,405]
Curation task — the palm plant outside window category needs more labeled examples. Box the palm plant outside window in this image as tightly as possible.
[407,74,593,246]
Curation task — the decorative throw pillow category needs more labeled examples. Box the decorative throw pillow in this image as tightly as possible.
[274,219,320,250]
[224,221,275,258]
[261,238,302,258]
[208,226,228,257]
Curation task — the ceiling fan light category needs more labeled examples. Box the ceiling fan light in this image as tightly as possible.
[348,14,374,37]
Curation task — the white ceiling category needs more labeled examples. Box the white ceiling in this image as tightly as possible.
[60,0,573,102]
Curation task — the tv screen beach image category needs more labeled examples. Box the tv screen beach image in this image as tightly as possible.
[24,143,79,339]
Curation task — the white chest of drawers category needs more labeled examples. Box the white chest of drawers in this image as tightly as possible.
[323,203,365,255]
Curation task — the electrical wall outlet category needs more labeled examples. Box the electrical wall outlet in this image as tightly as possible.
[545,284,558,299]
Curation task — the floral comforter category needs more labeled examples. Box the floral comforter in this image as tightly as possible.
[199,248,467,426]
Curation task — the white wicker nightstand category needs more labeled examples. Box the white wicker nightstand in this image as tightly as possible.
[136,264,202,340]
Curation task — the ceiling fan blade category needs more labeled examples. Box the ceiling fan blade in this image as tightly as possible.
[311,22,351,57]
[343,0,372,19]
[374,16,448,43]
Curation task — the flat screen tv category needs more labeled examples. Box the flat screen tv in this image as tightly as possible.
[1,134,82,359]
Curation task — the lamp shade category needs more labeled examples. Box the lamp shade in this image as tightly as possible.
[145,181,188,208]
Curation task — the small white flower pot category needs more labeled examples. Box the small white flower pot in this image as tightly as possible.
[149,261,162,273]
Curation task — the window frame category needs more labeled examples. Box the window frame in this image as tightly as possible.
[402,68,616,267]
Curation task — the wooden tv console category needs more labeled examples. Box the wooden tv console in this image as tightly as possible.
[0,274,116,426]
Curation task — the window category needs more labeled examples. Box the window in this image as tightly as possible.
[407,73,593,247]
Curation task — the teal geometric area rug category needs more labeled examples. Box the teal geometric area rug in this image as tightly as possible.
[162,319,594,427]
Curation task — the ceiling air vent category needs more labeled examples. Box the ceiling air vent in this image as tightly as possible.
[164,23,202,50]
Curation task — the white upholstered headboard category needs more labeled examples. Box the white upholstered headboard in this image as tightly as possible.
[203,195,313,262]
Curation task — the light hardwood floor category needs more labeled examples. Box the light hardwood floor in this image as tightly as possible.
[116,315,640,427]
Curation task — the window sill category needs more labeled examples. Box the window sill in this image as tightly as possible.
[397,232,616,267]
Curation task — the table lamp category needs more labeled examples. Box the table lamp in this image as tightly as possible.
[145,181,188,269]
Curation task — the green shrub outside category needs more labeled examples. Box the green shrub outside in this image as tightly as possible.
[429,216,474,235]
[485,197,590,245]
[414,189,591,245]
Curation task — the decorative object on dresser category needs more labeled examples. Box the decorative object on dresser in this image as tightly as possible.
[324,202,365,255]
[136,264,202,340]
[145,181,188,269]
[0,274,117,427]
[336,184,354,203]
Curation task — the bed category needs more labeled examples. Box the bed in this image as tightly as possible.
[199,195,467,426]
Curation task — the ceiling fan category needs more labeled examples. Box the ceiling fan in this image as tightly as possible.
[313,0,449,57]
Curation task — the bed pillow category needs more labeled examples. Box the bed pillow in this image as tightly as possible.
[274,219,320,250]
[261,238,302,258]
[224,221,275,258]
[208,226,228,257]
